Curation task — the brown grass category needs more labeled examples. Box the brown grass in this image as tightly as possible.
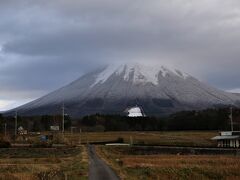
[1,131,217,147]
[0,147,88,180]
[65,131,217,147]
[97,146,240,180]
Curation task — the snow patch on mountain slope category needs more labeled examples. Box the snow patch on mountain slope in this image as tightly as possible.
[91,63,190,87]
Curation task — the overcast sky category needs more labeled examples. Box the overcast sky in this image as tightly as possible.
[1,0,240,111]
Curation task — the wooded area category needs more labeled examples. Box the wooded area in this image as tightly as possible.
[0,108,240,133]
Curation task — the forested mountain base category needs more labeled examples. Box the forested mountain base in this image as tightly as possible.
[1,108,240,132]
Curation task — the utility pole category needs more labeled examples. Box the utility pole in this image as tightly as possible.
[79,128,82,145]
[130,136,133,146]
[4,123,7,136]
[62,103,65,133]
[230,107,233,131]
[15,111,18,137]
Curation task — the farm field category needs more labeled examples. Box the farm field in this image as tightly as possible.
[97,146,240,180]
[0,131,223,180]
[1,131,217,147]
[0,146,88,180]
[65,131,217,147]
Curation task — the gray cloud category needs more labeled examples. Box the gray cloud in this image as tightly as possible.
[1,0,240,110]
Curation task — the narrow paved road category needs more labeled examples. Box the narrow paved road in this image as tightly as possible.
[88,145,120,180]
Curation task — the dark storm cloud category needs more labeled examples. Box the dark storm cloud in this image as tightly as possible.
[1,0,240,110]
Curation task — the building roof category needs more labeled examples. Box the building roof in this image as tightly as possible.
[220,131,240,136]
[18,126,24,131]
[211,135,240,140]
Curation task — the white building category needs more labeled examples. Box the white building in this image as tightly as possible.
[127,106,145,117]
[211,131,240,148]
[18,126,27,135]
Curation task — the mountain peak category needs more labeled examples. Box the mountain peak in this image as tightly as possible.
[5,61,240,117]
[91,62,190,87]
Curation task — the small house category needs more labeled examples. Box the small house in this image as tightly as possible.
[18,126,27,135]
[211,131,240,148]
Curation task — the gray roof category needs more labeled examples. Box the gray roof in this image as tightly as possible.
[211,135,240,140]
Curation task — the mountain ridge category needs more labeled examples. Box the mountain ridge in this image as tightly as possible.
[5,63,240,117]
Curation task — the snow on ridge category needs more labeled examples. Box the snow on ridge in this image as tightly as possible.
[90,64,121,87]
[91,63,190,87]
[174,69,190,79]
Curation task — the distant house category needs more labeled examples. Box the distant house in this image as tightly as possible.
[126,106,146,117]
[18,126,27,135]
[211,131,240,148]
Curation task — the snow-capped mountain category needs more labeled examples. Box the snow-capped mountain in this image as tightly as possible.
[6,63,240,117]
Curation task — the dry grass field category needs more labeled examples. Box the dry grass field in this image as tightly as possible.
[97,146,240,180]
[0,146,88,180]
[65,131,217,147]
[1,131,217,147]
[0,131,222,180]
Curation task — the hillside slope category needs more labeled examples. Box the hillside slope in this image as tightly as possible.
[6,63,240,117]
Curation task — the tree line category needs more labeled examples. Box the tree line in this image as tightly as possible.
[0,107,240,132]
[79,108,240,131]
[0,114,71,133]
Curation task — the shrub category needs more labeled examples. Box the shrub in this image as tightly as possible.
[0,140,11,148]
[116,137,124,143]
[52,133,65,144]
[31,141,52,148]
